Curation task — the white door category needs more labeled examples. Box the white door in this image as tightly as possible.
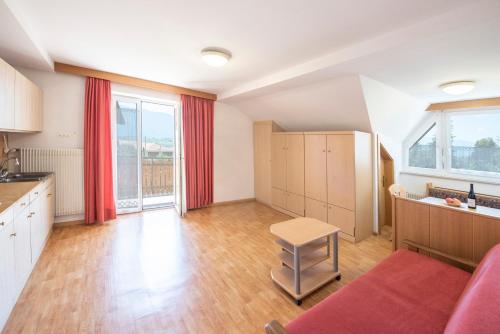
[112,95,179,214]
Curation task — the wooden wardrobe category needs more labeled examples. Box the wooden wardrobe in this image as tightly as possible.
[267,130,373,242]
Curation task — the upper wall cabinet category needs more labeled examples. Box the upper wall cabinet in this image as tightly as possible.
[0,58,42,133]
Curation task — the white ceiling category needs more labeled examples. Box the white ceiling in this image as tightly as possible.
[0,0,499,104]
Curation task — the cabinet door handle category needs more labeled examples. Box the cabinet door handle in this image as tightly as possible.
[20,202,26,206]
[0,222,5,226]
[28,215,32,218]
[10,233,16,237]
[47,193,52,197]
[31,212,35,215]
[34,192,39,195]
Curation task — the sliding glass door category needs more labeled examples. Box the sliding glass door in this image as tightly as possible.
[113,95,177,213]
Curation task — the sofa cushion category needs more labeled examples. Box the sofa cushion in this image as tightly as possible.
[285,249,471,334]
[444,244,500,334]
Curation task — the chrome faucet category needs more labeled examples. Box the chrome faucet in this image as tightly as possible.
[0,157,19,179]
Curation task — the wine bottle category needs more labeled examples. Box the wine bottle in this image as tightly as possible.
[467,183,476,209]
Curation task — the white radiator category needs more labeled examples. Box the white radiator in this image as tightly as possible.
[20,148,84,217]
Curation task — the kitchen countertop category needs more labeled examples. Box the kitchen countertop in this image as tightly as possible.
[418,196,500,220]
[0,180,42,215]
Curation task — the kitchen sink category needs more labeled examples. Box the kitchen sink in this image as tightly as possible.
[0,172,52,183]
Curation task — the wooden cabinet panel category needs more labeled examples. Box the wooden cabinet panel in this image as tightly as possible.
[473,215,500,263]
[0,59,15,130]
[0,222,15,330]
[14,209,33,297]
[430,207,473,261]
[271,135,287,190]
[286,192,304,216]
[305,197,327,223]
[395,198,430,249]
[328,205,355,236]
[305,135,327,202]
[15,72,28,130]
[29,197,43,265]
[254,122,273,204]
[327,135,355,210]
[286,135,304,196]
[272,188,286,209]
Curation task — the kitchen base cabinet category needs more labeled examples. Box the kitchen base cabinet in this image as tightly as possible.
[14,208,32,298]
[0,212,15,330]
[0,176,55,332]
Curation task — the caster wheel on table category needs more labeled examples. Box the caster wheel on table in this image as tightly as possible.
[295,299,302,306]
[335,274,342,281]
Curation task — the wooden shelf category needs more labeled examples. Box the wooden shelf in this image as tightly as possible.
[279,250,329,272]
[276,237,327,255]
[271,262,339,299]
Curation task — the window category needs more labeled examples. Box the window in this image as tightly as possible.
[409,123,437,169]
[448,112,500,173]
[405,109,500,178]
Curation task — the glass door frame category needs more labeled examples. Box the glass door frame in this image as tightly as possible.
[111,94,178,214]
[112,95,143,214]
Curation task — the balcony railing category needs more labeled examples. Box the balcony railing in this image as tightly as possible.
[116,156,174,204]
[142,157,174,197]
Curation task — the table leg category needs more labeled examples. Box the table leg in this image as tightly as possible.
[326,236,330,257]
[333,233,338,273]
[293,246,301,295]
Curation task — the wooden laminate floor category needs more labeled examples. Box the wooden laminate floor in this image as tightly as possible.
[3,202,392,334]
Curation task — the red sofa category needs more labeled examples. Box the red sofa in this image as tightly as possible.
[266,245,500,334]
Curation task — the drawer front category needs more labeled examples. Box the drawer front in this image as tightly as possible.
[29,184,42,203]
[0,207,14,231]
[13,194,30,218]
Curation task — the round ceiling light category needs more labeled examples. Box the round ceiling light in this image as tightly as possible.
[201,48,231,67]
[439,81,475,95]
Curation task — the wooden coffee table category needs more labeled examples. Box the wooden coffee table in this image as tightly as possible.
[270,217,341,305]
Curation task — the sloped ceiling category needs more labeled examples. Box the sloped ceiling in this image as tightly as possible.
[231,75,372,133]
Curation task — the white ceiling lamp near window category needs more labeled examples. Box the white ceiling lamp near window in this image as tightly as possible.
[439,81,475,95]
[201,48,231,67]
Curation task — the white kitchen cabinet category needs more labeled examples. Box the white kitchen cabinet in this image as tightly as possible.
[29,196,43,264]
[0,209,15,330]
[0,55,43,133]
[0,58,16,130]
[0,177,56,332]
[13,207,32,298]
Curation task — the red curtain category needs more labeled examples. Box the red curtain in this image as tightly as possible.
[181,94,214,210]
[84,77,116,224]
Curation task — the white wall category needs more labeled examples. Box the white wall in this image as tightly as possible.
[9,68,255,217]
[213,102,254,202]
[9,68,85,148]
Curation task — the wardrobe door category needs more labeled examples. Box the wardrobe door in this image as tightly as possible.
[286,134,304,195]
[272,188,286,209]
[327,134,355,210]
[254,122,273,204]
[271,134,287,190]
[328,205,355,236]
[305,197,327,223]
[305,135,327,202]
[286,192,305,217]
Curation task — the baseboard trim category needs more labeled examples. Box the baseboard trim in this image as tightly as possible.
[54,219,85,227]
[209,198,255,207]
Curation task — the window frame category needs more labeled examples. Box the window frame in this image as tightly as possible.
[404,107,500,180]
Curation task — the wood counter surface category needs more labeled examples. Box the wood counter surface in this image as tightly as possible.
[0,181,41,214]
